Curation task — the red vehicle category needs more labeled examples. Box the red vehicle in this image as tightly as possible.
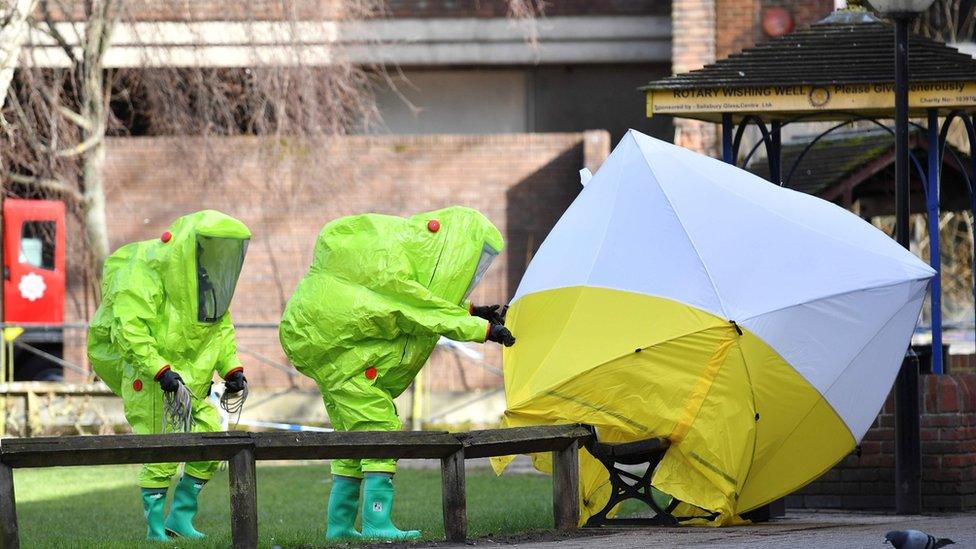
[2,199,67,381]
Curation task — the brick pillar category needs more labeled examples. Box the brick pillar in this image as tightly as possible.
[671,0,719,155]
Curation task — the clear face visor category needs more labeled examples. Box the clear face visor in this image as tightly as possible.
[196,236,249,322]
[464,243,499,299]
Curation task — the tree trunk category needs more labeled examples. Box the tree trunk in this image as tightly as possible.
[82,139,109,268]
[0,0,37,110]
[79,0,117,270]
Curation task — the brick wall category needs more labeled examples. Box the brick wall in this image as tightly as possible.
[670,0,834,155]
[715,1,834,59]
[787,0,836,29]
[949,354,976,375]
[717,0,758,60]
[788,374,976,511]
[63,132,609,392]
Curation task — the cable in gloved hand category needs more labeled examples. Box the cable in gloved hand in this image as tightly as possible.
[157,367,194,433]
[487,324,516,347]
[220,370,248,425]
[471,304,507,325]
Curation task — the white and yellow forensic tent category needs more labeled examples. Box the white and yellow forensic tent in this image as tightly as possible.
[498,129,935,524]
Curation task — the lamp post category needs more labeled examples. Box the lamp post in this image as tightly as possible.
[867,0,935,516]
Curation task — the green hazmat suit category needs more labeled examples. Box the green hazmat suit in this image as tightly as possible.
[280,206,504,477]
[88,210,250,488]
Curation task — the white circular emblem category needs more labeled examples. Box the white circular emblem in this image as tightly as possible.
[18,273,46,301]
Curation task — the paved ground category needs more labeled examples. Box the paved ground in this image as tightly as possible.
[448,510,976,548]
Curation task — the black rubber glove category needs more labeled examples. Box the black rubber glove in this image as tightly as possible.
[224,370,247,394]
[472,304,506,325]
[487,324,516,347]
[157,368,185,393]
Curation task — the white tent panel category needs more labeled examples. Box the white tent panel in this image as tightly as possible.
[631,131,934,321]
[632,130,930,275]
[742,279,924,416]
[823,280,929,439]
[513,134,726,316]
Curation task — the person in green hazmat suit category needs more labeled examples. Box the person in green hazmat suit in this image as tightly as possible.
[87,210,251,542]
[279,206,515,541]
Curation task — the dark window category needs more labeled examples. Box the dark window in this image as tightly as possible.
[20,221,56,270]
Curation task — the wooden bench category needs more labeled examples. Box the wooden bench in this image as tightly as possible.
[0,425,591,549]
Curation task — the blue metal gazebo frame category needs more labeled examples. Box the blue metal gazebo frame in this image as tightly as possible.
[717,110,976,374]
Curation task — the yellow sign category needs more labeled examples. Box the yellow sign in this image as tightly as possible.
[647,81,976,117]
[3,327,24,342]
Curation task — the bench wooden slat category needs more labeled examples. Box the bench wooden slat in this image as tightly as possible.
[251,431,462,460]
[458,425,592,459]
[0,432,253,468]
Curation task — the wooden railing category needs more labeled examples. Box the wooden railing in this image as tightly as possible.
[0,425,591,549]
[0,382,115,437]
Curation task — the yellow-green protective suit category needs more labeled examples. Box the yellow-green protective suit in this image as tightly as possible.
[88,210,250,488]
[280,206,504,477]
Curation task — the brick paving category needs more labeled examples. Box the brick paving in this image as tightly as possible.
[455,510,976,548]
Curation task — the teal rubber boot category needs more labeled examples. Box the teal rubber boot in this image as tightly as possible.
[140,488,169,542]
[361,474,421,541]
[326,475,364,540]
[164,475,207,539]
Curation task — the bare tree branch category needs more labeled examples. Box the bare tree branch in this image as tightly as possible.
[57,105,91,130]
[39,0,81,66]
[6,172,85,202]
[55,131,102,157]
[3,0,542,312]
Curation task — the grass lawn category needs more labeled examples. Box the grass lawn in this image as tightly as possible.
[13,463,556,548]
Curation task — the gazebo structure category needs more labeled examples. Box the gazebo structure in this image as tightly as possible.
[642,10,976,376]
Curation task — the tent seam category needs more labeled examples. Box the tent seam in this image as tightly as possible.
[738,278,925,323]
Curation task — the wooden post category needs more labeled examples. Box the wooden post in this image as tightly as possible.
[22,394,30,439]
[228,448,258,549]
[440,448,466,542]
[552,440,580,531]
[0,462,19,549]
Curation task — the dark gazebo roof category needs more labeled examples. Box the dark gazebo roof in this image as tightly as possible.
[747,129,972,215]
[645,12,976,89]
[748,131,892,196]
[641,11,976,122]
